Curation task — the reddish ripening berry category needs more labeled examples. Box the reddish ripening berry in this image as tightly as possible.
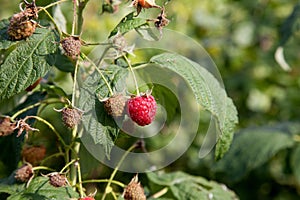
[127,93,157,126]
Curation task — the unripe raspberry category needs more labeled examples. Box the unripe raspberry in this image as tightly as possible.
[14,163,34,183]
[104,94,127,117]
[123,175,146,200]
[7,13,36,40]
[0,117,16,137]
[61,36,82,59]
[7,1,38,40]
[48,173,67,187]
[21,145,46,166]
[127,93,157,126]
[61,107,83,129]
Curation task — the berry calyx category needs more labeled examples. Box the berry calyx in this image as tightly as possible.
[103,94,128,118]
[123,175,146,200]
[127,93,157,126]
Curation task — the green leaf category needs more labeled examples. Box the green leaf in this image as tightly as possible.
[109,12,149,37]
[78,65,127,158]
[150,53,238,160]
[213,123,296,182]
[291,144,300,184]
[0,176,79,199]
[147,171,238,200]
[0,27,59,102]
[0,19,18,49]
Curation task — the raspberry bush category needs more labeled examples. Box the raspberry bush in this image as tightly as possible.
[0,0,239,199]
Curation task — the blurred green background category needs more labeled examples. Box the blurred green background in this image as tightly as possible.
[1,0,300,199]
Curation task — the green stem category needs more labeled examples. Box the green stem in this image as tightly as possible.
[39,7,62,36]
[60,159,78,173]
[41,0,68,10]
[71,0,77,35]
[77,161,84,197]
[71,61,79,107]
[24,116,67,148]
[80,179,125,188]
[101,144,137,200]
[124,55,140,95]
[150,187,169,198]
[32,166,55,172]
[82,53,114,96]
[11,100,62,120]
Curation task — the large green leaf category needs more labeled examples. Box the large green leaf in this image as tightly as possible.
[150,53,238,160]
[0,176,79,199]
[0,27,59,102]
[147,171,238,200]
[109,12,149,37]
[78,65,128,158]
[213,123,296,182]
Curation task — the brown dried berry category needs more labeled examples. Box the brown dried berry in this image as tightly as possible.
[15,163,34,183]
[155,8,169,31]
[61,36,82,59]
[104,94,127,118]
[0,117,16,137]
[123,175,146,200]
[22,145,46,166]
[49,173,67,187]
[61,107,83,129]
[7,1,38,40]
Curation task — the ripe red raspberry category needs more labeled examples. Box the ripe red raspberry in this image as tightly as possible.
[78,198,95,200]
[127,94,157,126]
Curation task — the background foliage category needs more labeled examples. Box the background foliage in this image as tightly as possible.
[1,0,300,199]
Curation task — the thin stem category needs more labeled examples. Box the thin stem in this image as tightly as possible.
[96,46,111,67]
[82,53,114,96]
[60,159,78,173]
[111,191,118,200]
[11,100,63,120]
[41,0,68,10]
[40,152,65,166]
[150,187,169,199]
[72,60,79,107]
[101,144,137,200]
[77,161,84,197]
[32,166,55,172]
[124,55,140,95]
[24,116,67,148]
[80,179,125,188]
[71,0,77,35]
[39,7,62,36]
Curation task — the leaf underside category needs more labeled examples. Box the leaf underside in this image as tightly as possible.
[150,53,238,160]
